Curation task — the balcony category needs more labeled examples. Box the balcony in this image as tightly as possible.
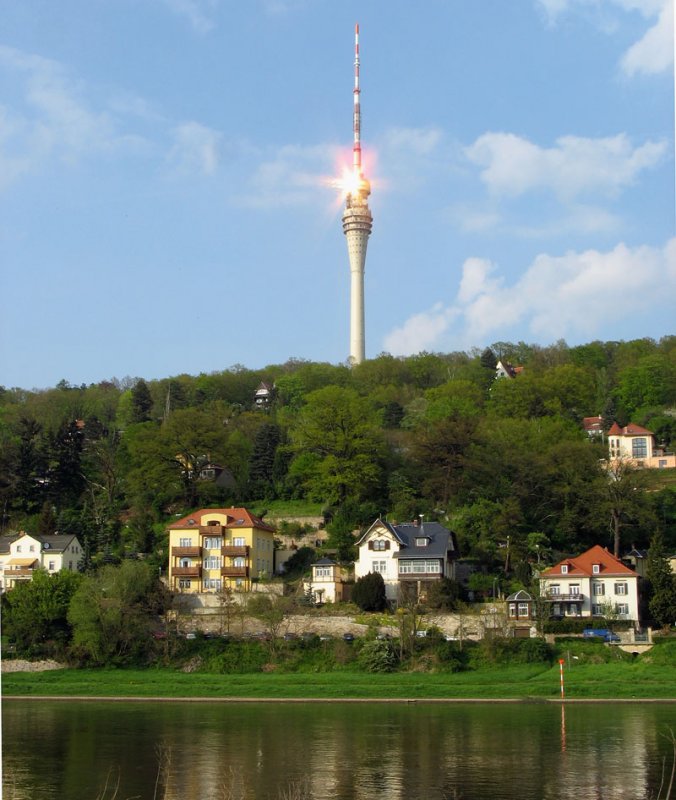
[222,545,249,557]
[398,572,443,580]
[173,566,202,578]
[172,546,201,558]
[544,593,584,602]
[221,566,249,578]
[200,525,225,535]
[9,568,34,578]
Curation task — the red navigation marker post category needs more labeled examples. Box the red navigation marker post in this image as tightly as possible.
[558,658,565,699]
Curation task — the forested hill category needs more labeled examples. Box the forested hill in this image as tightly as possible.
[1,336,675,571]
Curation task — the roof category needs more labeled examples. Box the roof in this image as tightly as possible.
[8,558,39,566]
[495,360,522,378]
[168,507,275,533]
[582,416,604,433]
[607,422,653,437]
[506,589,533,601]
[541,545,637,578]
[358,519,459,560]
[0,533,79,554]
[313,557,337,566]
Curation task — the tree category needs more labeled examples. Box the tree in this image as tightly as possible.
[603,460,653,558]
[130,379,154,423]
[247,423,282,499]
[2,569,82,657]
[68,561,169,665]
[647,531,676,628]
[290,386,384,504]
[246,593,295,654]
[352,571,387,612]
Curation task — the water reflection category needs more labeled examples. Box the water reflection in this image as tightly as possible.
[2,701,674,800]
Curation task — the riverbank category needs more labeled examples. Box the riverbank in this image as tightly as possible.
[4,662,676,700]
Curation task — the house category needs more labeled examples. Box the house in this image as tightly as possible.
[506,589,535,621]
[355,518,459,603]
[582,415,604,438]
[0,531,83,592]
[607,422,676,469]
[539,545,640,622]
[495,360,523,379]
[622,547,649,578]
[303,557,349,604]
[167,507,275,594]
[254,382,274,409]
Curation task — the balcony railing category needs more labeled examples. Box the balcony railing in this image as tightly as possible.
[172,546,202,558]
[173,566,202,578]
[222,545,249,557]
[544,593,584,602]
[221,566,249,578]
[9,568,34,577]
[398,572,443,580]
[200,525,225,535]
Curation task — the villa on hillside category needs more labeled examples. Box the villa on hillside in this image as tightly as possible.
[355,518,459,602]
[167,507,275,594]
[539,545,640,622]
[607,422,675,470]
[495,360,523,379]
[0,531,82,592]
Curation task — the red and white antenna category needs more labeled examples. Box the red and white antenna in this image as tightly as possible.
[353,23,362,174]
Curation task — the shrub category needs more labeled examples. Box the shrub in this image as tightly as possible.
[435,641,469,672]
[358,639,397,673]
[352,572,387,612]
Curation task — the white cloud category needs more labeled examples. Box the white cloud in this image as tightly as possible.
[0,45,150,189]
[535,0,673,75]
[158,0,219,33]
[621,0,674,75]
[168,121,221,175]
[383,238,676,354]
[465,132,666,199]
[383,304,459,356]
[238,143,337,208]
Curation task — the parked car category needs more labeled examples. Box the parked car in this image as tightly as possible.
[283,632,298,641]
[342,632,355,642]
[583,628,621,643]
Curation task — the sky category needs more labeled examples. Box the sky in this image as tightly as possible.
[1,0,674,390]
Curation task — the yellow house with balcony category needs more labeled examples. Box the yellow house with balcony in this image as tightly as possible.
[167,507,275,594]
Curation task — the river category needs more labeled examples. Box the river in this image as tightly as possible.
[2,700,675,799]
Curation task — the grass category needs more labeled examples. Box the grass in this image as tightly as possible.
[251,500,323,519]
[4,660,676,700]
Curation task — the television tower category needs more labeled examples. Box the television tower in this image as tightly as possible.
[342,23,373,366]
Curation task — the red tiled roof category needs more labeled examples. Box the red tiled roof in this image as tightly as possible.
[607,422,653,437]
[541,545,637,578]
[168,507,275,532]
[583,415,603,432]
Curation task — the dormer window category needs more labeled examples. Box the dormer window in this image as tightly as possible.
[561,564,568,574]
[415,537,428,547]
[592,564,600,574]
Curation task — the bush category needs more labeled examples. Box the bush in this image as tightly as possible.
[435,641,469,672]
[358,639,397,673]
[352,572,387,612]
[543,617,632,634]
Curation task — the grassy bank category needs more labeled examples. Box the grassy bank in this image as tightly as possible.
[4,660,676,700]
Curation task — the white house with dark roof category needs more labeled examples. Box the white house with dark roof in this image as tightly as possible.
[0,531,82,591]
[303,557,348,604]
[355,518,459,602]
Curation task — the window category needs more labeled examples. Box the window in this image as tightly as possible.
[179,538,192,547]
[315,567,332,579]
[204,556,221,570]
[632,438,647,459]
[372,561,387,575]
[616,603,629,616]
[29,545,35,552]
[508,603,517,618]
[372,539,388,551]
[549,584,560,596]
[178,579,191,589]
[233,537,245,547]
[561,565,568,574]
[398,559,441,574]
[16,545,21,552]
[48,561,55,571]
[203,578,222,591]
[614,582,628,595]
[592,564,600,574]
[203,537,222,550]
[569,584,580,596]
[518,602,529,617]
[233,557,246,567]
[592,604,603,615]
[593,583,605,596]
[415,537,428,547]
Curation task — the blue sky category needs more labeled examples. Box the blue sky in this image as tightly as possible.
[1,0,674,389]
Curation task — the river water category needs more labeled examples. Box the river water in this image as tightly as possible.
[2,700,675,799]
